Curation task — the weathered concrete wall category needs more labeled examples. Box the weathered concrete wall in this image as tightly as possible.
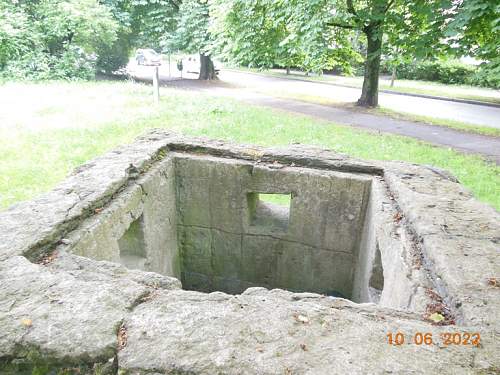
[351,177,432,312]
[175,154,372,298]
[0,131,498,374]
[25,139,486,316]
[62,157,180,278]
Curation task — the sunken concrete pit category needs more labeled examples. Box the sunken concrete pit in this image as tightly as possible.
[0,131,499,374]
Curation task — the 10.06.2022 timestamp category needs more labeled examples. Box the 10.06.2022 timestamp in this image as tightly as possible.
[387,332,480,346]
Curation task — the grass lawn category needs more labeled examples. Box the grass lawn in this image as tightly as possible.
[0,80,498,211]
[239,68,500,105]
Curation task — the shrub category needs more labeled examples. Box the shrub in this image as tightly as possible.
[466,61,500,89]
[381,58,500,89]
[0,0,119,81]
[95,33,132,74]
[1,47,95,81]
[435,60,476,84]
[394,59,478,86]
[52,46,96,80]
[0,2,34,70]
[397,60,476,84]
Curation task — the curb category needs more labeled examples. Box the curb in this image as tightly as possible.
[226,69,500,109]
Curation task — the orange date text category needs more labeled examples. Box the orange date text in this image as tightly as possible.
[386,332,480,346]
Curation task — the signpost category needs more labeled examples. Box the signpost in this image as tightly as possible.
[153,66,159,104]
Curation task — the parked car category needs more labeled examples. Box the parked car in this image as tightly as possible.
[183,54,220,75]
[135,49,162,66]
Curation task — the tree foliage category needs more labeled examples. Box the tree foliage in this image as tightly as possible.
[129,0,179,50]
[0,0,119,79]
[446,0,500,88]
[447,0,499,61]
[210,0,362,75]
[166,0,211,54]
[164,0,218,79]
[0,2,32,69]
[210,0,283,69]
[95,0,179,72]
[210,0,457,106]
[2,0,498,89]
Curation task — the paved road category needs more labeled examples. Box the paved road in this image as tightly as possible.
[130,65,500,163]
[217,70,500,129]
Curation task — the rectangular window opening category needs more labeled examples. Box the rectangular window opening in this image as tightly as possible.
[119,215,147,271]
[248,192,292,231]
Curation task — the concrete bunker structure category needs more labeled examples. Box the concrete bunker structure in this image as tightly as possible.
[0,131,498,374]
[64,145,424,308]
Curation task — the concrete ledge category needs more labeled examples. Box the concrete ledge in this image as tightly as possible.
[0,130,498,374]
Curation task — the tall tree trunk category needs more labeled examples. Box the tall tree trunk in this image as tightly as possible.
[390,65,396,87]
[286,66,290,75]
[357,26,383,107]
[199,53,216,80]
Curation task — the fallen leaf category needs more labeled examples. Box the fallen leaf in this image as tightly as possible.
[428,312,445,323]
[21,318,32,327]
[487,277,498,287]
[117,324,127,350]
[38,250,58,265]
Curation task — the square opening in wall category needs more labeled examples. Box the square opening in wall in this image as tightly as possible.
[248,192,291,231]
[119,215,147,271]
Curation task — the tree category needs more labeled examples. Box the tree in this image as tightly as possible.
[210,0,285,69]
[335,0,393,106]
[168,0,217,79]
[447,0,499,62]
[211,0,453,107]
[382,1,451,87]
[95,0,180,73]
[129,0,179,50]
[446,0,500,88]
[0,0,119,79]
[211,0,358,75]
[0,1,33,70]
[286,0,363,75]
[96,0,133,73]
[326,0,452,106]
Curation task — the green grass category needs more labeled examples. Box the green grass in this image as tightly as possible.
[237,67,500,105]
[258,193,292,207]
[0,81,498,211]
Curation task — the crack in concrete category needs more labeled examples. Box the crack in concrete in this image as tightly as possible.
[385,189,462,325]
